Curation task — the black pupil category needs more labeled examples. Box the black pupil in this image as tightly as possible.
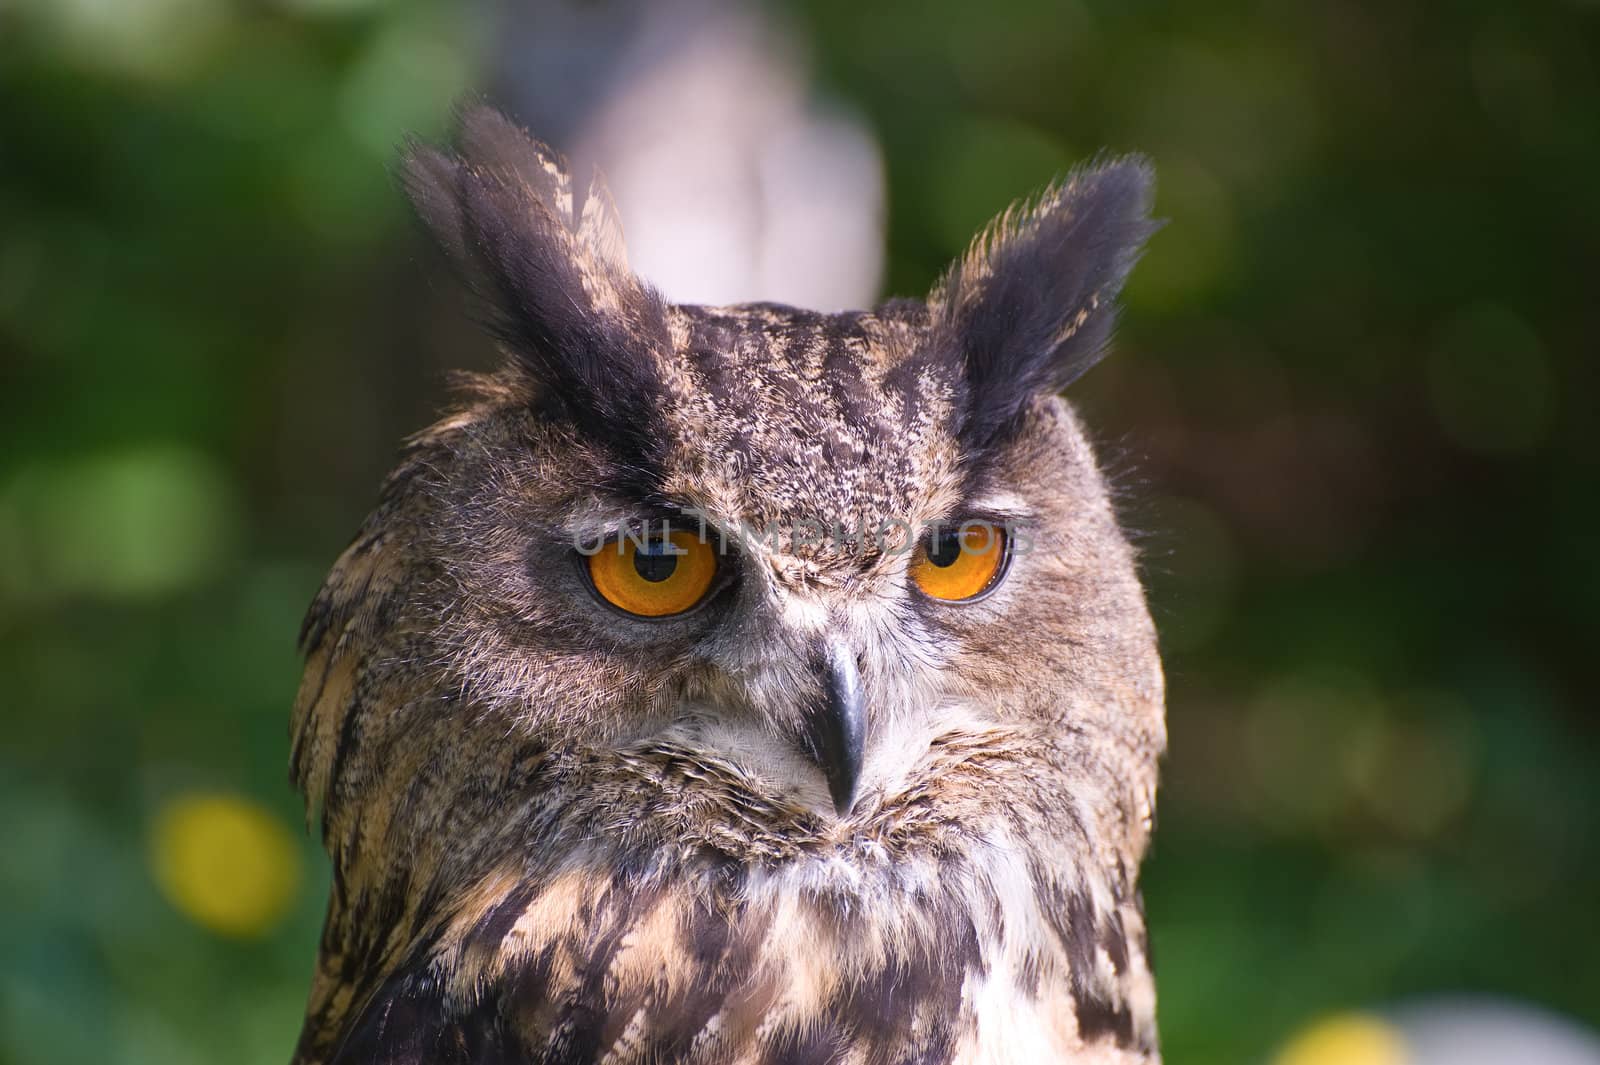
[927,529,964,568]
[634,539,680,583]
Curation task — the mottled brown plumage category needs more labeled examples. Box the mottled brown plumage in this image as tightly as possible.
[290,106,1165,1064]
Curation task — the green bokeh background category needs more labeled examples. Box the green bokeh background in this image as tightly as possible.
[2,1,1596,1062]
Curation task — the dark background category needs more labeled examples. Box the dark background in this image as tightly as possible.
[2,1,1596,1063]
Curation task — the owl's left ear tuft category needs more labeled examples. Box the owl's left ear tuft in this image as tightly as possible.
[399,104,672,480]
[932,156,1161,451]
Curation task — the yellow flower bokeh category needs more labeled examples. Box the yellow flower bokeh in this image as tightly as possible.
[150,792,302,938]
[1271,1013,1410,1065]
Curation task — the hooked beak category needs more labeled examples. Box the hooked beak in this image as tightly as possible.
[799,641,866,817]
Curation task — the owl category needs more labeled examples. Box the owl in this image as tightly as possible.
[288,106,1166,1064]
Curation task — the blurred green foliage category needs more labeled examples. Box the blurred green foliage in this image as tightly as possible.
[1,1,1596,1063]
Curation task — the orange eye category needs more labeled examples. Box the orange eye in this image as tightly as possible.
[587,529,719,618]
[909,521,1009,602]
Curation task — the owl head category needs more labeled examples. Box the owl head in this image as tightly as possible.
[290,106,1166,1063]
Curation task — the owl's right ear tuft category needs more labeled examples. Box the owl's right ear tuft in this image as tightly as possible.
[931,156,1161,453]
[400,104,672,478]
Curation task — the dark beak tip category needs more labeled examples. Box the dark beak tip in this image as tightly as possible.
[821,722,863,818]
[803,642,867,821]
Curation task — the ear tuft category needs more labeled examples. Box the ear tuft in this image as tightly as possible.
[453,105,575,226]
[399,104,670,477]
[931,156,1160,450]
